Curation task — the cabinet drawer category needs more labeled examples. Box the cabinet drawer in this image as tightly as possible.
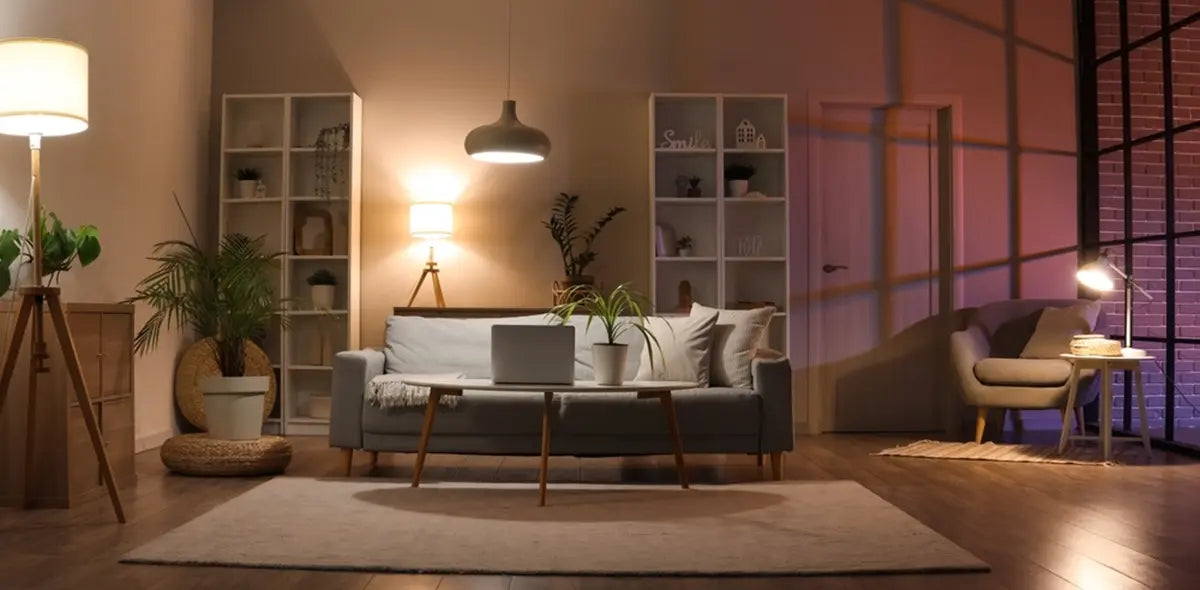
[101,313,133,397]
[66,312,102,400]
[101,398,136,488]
[67,403,102,500]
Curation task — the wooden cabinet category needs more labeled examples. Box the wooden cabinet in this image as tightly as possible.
[0,303,136,508]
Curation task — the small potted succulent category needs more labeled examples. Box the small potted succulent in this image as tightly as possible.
[307,268,337,310]
[235,168,262,200]
[686,176,703,198]
[550,283,661,386]
[725,163,756,198]
[675,235,693,257]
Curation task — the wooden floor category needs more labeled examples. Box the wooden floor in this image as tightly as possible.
[2,432,1199,589]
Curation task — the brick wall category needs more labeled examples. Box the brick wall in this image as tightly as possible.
[1096,0,1200,431]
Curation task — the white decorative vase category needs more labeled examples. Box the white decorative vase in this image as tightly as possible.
[592,343,628,386]
[237,180,258,200]
[729,179,749,198]
[200,375,269,440]
[311,284,336,310]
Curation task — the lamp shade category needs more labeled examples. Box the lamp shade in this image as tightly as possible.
[410,202,453,239]
[0,38,88,137]
[464,100,550,164]
[1077,257,1116,292]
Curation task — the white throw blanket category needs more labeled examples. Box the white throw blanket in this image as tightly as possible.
[366,373,465,411]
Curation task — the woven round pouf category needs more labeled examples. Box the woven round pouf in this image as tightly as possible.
[160,434,292,476]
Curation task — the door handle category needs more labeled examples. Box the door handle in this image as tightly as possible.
[822,264,848,274]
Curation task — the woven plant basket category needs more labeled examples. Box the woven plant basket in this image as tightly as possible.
[174,338,277,431]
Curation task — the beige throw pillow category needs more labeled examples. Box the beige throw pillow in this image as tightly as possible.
[1019,301,1101,359]
[691,303,775,388]
[635,308,719,386]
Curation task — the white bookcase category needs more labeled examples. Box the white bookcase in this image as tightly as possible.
[218,93,363,436]
[649,93,789,353]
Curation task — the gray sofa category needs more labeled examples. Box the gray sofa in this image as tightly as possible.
[951,299,1104,442]
[330,308,793,478]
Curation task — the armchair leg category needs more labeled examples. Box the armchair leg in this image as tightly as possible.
[340,448,354,477]
[974,407,987,444]
[769,452,783,480]
[1075,407,1086,435]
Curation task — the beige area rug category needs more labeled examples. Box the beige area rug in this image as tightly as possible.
[875,440,1112,465]
[122,478,987,576]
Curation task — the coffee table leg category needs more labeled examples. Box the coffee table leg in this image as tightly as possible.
[540,392,553,506]
[412,389,444,488]
[660,391,689,489]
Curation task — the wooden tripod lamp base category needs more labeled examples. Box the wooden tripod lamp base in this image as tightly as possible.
[0,287,126,523]
[405,245,447,308]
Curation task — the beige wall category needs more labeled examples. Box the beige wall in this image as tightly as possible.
[0,0,213,449]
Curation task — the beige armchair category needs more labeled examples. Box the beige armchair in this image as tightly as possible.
[951,299,1104,443]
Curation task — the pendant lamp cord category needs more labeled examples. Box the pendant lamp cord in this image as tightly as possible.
[506,0,513,99]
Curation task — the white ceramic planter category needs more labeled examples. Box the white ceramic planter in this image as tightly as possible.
[311,284,336,309]
[677,247,692,257]
[592,343,628,386]
[729,179,749,198]
[237,180,258,199]
[200,375,269,440]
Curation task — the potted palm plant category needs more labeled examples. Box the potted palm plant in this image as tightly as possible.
[550,283,661,386]
[126,203,283,440]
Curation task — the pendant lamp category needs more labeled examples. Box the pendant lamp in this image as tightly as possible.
[464,0,550,163]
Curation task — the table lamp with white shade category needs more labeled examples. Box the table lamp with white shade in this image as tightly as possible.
[1076,249,1152,355]
[0,38,125,523]
[406,202,453,307]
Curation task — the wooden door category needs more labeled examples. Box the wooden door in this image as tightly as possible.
[101,313,133,397]
[808,102,952,432]
[101,398,135,488]
[66,312,102,402]
[67,403,102,502]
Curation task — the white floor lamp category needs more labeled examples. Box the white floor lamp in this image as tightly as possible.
[0,38,125,522]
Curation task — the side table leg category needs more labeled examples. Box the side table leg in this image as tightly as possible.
[1101,366,1113,462]
[660,392,689,489]
[412,390,443,488]
[540,392,553,506]
[1057,362,1080,453]
[1135,366,1152,454]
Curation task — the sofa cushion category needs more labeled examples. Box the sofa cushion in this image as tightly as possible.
[692,303,774,388]
[361,387,760,437]
[635,309,719,385]
[974,358,1072,387]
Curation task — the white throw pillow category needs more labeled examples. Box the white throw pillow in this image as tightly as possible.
[692,303,775,388]
[635,309,719,385]
[1020,301,1101,359]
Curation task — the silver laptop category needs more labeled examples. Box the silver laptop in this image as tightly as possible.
[491,325,575,385]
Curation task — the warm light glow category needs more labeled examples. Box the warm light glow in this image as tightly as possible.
[1077,264,1115,292]
[0,38,88,137]
[405,168,466,202]
[410,202,453,239]
[470,150,544,164]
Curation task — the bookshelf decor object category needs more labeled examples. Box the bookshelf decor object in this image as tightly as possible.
[218,93,363,436]
[649,93,790,353]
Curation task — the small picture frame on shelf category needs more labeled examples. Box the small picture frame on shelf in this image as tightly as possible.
[294,206,334,255]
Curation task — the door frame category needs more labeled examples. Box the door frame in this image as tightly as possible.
[803,93,965,434]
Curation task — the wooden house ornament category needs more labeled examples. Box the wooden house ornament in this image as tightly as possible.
[735,118,757,148]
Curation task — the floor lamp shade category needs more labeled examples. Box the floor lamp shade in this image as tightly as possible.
[464,100,551,164]
[0,38,88,137]
[410,202,454,240]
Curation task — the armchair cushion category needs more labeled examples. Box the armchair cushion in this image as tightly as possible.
[973,358,1072,387]
[1019,301,1101,359]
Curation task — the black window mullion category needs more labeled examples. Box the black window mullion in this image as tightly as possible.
[1161,0,1177,442]
[1120,0,1135,432]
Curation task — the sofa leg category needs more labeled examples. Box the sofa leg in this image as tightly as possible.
[974,408,987,444]
[368,450,379,473]
[769,452,783,481]
[756,453,764,467]
[340,448,354,477]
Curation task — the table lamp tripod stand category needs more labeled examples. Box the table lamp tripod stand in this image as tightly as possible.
[0,38,125,523]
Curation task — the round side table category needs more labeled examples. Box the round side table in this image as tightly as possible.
[1058,354,1153,460]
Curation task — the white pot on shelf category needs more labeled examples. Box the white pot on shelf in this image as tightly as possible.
[237,180,258,200]
[728,179,750,198]
[592,343,628,386]
[677,247,692,257]
[311,285,336,310]
[201,376,269,440]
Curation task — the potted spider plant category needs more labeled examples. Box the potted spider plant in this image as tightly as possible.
[550,283,661,386]
[306,268,337,310]
[235,167,261,199]
[126,200,283,440]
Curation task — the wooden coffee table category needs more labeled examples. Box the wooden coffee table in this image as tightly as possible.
[400,377,697,506]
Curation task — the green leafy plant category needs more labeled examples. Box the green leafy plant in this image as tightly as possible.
[306,268,337,286]
[687,176,702,189]
[0,210,101,297]
[675,236,693,250]
[126,195,283,377]
[549,283,663,368]
[725,164,756,181]
[235,168,261,181]
[543,192,626,279]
